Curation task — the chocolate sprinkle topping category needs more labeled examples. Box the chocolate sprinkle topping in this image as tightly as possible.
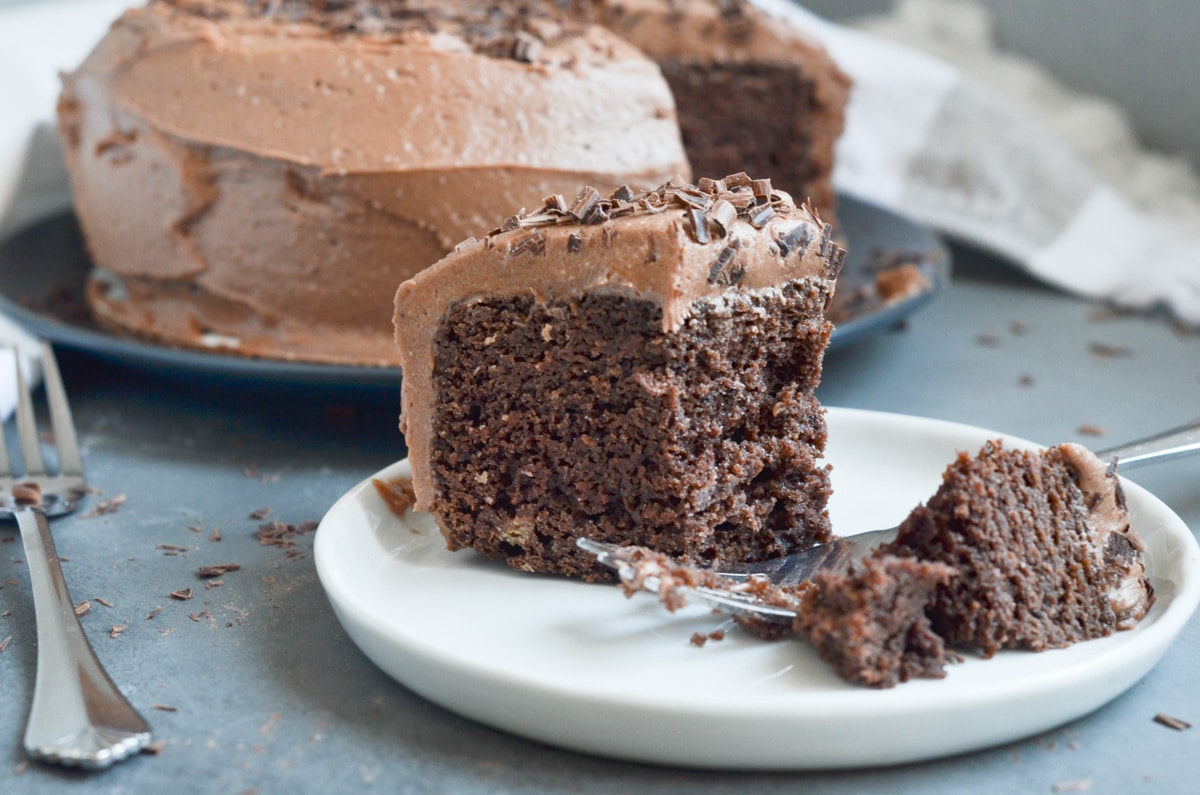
[486,174,833,273]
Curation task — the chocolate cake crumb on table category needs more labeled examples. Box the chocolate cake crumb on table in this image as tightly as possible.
[394,175,844,581]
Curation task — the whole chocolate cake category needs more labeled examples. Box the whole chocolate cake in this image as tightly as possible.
[56,0,848,365]
[394,175,844,581]
[56,0,689,364]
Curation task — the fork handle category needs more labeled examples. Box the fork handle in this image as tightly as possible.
[16,507,152,769]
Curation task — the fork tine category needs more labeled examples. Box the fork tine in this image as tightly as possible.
[40,343,82,479]
[14,346,45,477]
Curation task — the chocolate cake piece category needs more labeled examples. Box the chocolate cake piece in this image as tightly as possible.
[791,556,956,688]
[394,176,843,581]
[886,441,1154,657]
[612,545,956,687]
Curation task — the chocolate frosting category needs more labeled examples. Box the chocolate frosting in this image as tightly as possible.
[394,175,843,511]
[57,0,688,364]
[1058,442,1154,628]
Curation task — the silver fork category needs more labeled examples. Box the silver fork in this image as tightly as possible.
[1,343,152,768]
[579,418,1200,624]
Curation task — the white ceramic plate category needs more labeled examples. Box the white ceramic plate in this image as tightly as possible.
[314,408,1200,770]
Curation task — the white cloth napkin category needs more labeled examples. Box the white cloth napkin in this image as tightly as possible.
[756,0,1200,323]
[1,0,1198,420]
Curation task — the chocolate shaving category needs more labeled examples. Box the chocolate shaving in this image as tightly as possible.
[197,564,241,578]
[568,186,601,221]
[747,204,776,228]
[372,477,416,518]
[0,636,10,653]
[256,520,319,549]
[249,507,272,520]
[1154,712,1191,731]
[169,588,194,601]
[776,224,812,258]
[145,606,162,621]
[687,207,710,244]
[707,238,745,286]
[708,199,737,237]
[567,232,582,253]
[74,601,91,617]
[508,233,546,257]
[110,624,128,639]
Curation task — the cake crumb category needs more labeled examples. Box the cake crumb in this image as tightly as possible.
[372,477,416,517]
[1153,712,1191,731]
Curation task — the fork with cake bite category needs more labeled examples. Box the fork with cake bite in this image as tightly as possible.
[579,418,1200,623]
[1,343,152,768]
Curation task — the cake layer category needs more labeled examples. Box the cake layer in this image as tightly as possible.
[429,286,834,579]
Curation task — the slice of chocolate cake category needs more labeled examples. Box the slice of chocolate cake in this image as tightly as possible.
[394,175,844,581]
[887,441,1154,657]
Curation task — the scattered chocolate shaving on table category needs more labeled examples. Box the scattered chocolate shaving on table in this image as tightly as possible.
[1018,374,1035,387]
[197,564,241,578]
[0,636,11,653]
[110,623,128,639]
[1052,780,1092,793]
[144,740,167,755]
[169,588,194,601]
[95,597,113,608]
[74,600,91,617]
[151,704,178,713]
[204,579,225,590]
[1077,424,1106,437]
[976,332,1001,347]
[249,507,272,520]
[1,610,10,618]
[83,493,127,518]
[156,543,191,557]
[1154,713,1191,731]
[1089,341,1132,358]
[145,606,162,621]
[255,520,318,549]
[187,523,204,534]
[372,477,416,518]
[210,528,222,543]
